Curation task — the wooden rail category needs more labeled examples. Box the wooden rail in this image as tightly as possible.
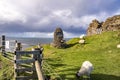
[14,49,45,80]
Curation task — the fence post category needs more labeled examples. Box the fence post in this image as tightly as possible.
[32,47,44,80]
[35,60,45,80]
[34,52,45,80]
[14,51,20,79]
[1,35,6,57]
[32,48,36,76]
[15,42,22,60]
[15,41,22,51]
[14,41,22,79]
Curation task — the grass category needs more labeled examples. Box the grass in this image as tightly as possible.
[0,54,14,80]
[43,31,120,80]
[0,31,120,80]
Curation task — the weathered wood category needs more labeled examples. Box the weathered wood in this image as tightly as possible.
[35,60,45,80]
[15,59,35,64]
[32,48,36,76]
[15,67,36,72]
[14,49,44,80]
[15,41,22,51]
[15,75,38,80]
[1,35,6,56]
[14,52,20,78]
[15,51,40,55]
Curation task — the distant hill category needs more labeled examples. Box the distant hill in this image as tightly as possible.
[87,15,120,36]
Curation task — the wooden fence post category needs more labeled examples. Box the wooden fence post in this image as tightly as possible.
[1,35,6,56]
[14,41,22,79]
[32,48,36,76]
[15,41,22,51]
[34,51,45,80]
[32,47,45,80]
[14,51,20,78]
[15,42,22,60]
[35,60,45,80]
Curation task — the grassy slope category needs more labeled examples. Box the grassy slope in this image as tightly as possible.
[0,54,14,80]
[0,31,119,80]
[43,31,120,80]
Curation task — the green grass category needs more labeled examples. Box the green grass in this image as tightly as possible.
[43,31,120,80]
[0,31,120,80]
[0,54,14,80]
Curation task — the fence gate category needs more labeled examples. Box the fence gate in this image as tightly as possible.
[14,50,44,80]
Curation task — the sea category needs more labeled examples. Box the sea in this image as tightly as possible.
[3,37,70,52]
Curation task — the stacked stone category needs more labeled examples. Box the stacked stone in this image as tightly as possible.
[51,27,66,48]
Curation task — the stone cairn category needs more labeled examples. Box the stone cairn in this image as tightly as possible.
[51,27,66,48]
[87,15,120,36]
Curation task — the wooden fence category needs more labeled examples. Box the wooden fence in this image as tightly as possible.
[0,35,63,80]
[14,49,45,80]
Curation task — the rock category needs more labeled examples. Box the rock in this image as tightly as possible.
[87,15,120,36]
[87,19,102,36]
[51,27,67,48]
[102,15,120,32]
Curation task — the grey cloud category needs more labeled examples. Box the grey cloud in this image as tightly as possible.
[0,0,120,37]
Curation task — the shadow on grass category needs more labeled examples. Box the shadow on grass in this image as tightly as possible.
[44,57,120,80]
[59,73,120,80]
[91,74,120,80]
[44,58,67,68]
[66,42,78,48]
[55,66,120,80]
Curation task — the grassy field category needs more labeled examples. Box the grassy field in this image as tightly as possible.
[43,31,120,80]
[0,31,120,80]
[0,54,14,80]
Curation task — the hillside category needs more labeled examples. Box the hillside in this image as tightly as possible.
[0,31,120,80]
[43,31,120,80]
[0,54,14,80]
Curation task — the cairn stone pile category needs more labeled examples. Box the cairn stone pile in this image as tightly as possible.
[51,27,66,48]
[87,15,120,36]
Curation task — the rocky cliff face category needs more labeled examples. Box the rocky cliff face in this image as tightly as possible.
[87,15,120,36]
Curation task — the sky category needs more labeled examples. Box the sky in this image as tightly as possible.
[0,0,120,38]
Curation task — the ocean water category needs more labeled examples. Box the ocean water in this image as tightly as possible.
[4,37,70,52]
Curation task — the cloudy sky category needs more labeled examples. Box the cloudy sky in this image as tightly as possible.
[0,0,120,38]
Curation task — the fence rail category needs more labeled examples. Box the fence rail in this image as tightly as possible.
[14,49,44,80]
